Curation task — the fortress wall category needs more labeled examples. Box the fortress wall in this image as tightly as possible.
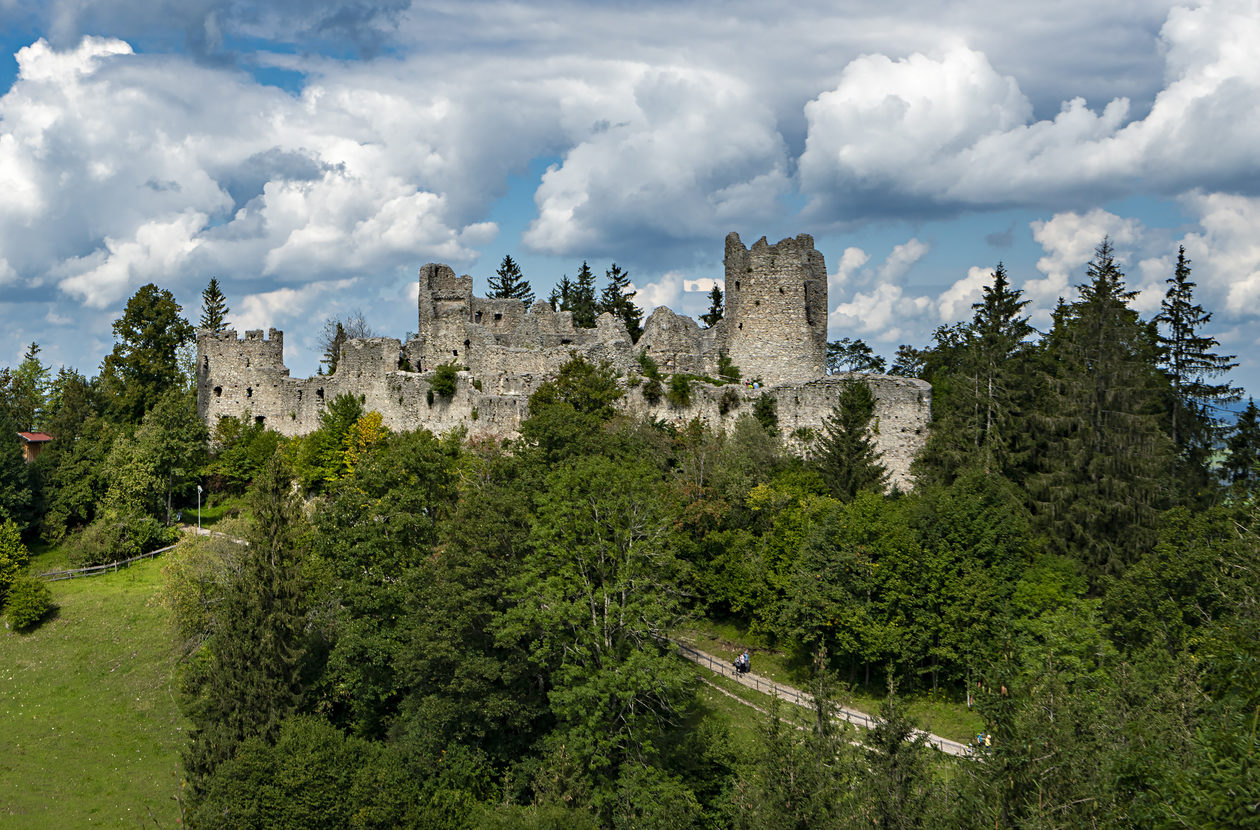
[639,307,711,375]
[774,375,931,488]
[199,232,932,486]
[619,374,930,491]
[722,233,828,385]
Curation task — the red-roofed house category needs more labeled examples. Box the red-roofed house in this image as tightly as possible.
[17,432,53,463]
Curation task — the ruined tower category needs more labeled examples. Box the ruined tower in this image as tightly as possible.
[722,232,828,385]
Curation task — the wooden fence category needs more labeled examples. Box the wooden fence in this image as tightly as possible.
[38,543,179,582]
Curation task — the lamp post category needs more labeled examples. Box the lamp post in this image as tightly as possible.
[197,484,203,534]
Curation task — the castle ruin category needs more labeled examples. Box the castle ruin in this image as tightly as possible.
[197,232,932,486]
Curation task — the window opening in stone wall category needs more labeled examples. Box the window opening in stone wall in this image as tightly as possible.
[255,415,265,426]
[494,312,502,322]
[203,356,210,372]
[779,287,784,294]
[474,311,482,323]
[735,280,741,291]
[246,387,252,398]
[316,388,324,401]
[453,349,459,357]
[561,338,572,345]
[213,386,222,397]
[297,390,302,401]
[738,323,743,330]
[464,339,470,353]
[245,358,250,368]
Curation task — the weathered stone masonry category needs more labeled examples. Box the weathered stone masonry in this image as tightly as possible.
[197,232,932,487]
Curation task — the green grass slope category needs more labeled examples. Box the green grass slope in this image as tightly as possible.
[0,558,186,828]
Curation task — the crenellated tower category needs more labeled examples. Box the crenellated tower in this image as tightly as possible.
[721,232,828,385]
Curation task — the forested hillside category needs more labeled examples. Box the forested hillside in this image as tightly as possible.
[3,242,1260,828]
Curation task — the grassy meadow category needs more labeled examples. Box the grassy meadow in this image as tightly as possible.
[0,557,186,828]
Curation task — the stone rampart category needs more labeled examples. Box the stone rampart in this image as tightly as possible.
[198,231,932,487]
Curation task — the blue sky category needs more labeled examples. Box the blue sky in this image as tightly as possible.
[1,0,1258,398]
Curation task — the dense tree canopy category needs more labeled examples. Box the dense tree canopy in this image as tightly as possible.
[7,234,1260,827]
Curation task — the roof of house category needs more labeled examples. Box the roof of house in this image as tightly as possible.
[17,432,54,443]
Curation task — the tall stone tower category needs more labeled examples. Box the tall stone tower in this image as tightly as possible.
[722,232,828,385]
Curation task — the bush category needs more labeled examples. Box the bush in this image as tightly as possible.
[718,387,742,416]
[430,362,459,399]
[641,377,663,404]
[636,350,662,381]
[667,374,692,408]
[7,575,53,631]
[754,393,778,435]
[68,510,176,567]
[718,351,741,382]
[0,518,29,606]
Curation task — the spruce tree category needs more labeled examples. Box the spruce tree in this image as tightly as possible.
[548,274,574,312]
[596,263,643,342]
[1224,398,1260,499]
[321,322,346,375]
[700,286,724,328]
[487,255,535,306]
[915,264,1035,485]
[1156,246,1239,499]
[199,278,230,333]
[1029,239,1173,579]
[184,450,306,797]
[571,261,598,327]
[814,377,888,500]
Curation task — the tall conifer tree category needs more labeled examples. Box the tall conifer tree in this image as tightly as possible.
[596,263,643,342]
[916,264,1034,484]
[184,450,307,797]
[1029,239,1173,578]
[571,261,598,327]
[700,286,724,328]
[1156,246,1238,499]
[199,278,231,333]
[1224,398,1260,499]
[814,378,888,500]
[487,255,535,306]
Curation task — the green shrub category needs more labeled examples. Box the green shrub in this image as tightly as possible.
[7,575,53,631]
[68,511,176,567]
[718,387,741,416]
[0,519,28,606]
[430,362,459,399]
[641,377,663,404]
[636,350,662,381]
[717,351,741,381]
[754,392,778,435]
[667,374,692,408]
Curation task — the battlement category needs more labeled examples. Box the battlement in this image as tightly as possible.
[197,231,930,485]
[723,232,828,384]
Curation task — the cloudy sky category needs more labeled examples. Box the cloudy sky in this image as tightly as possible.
[1,0,1258,397]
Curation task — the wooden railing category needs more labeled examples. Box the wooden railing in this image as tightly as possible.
[38,543,179,581]
[671,640,971,757]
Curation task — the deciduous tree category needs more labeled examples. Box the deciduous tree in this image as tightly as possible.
[99,284,195,423]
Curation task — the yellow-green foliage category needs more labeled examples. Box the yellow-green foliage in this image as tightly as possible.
[342,410,388,475]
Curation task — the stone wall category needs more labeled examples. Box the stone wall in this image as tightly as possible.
[198,231,932,488]
[619,374,930,490]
